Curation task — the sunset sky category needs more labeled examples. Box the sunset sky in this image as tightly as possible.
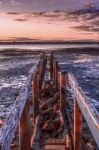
[0,0,99,41]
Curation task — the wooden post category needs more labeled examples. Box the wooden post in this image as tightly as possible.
[53,59,55,86]
[74,98,82,150]
[53,61,58,91]
[38,62,42,85]
[38,62,43,98]
[41,56,46,83]
[31,115,42,150]
[19,102,31,150]
[32,71,39,124]
[39,56,47,98]
[39,57,45,87]
[41,54,47,82]
[55,61,58,91]
[60,72,66,118]
[50,53,53,81]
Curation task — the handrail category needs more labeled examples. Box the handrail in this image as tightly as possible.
[68,73,99,148]
[0,55,45,150]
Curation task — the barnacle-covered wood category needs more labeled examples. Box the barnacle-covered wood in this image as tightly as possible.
[42,110,64,136]
[39,93,60,114]
[39,84,64,138]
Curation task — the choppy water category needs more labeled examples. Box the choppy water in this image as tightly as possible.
[0,45,99,120]
[0,51,40,119]
[55,50,99,112]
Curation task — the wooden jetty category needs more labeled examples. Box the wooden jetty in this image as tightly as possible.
[0,52,99,150]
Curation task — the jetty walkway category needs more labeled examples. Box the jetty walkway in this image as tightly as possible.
[0,52,99,150]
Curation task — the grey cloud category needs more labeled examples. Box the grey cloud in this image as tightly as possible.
[9,37,37,41]
[73,25,94,32]
[73,23,99,33]
[15,18,27,22]
[6,12,19,15]
[6,6,99,33]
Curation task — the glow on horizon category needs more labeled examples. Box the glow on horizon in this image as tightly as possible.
[0,0,99,41]
[0,13,98,41]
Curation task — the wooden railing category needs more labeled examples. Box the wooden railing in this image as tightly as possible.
[53,54,99,149]
[0,53,47,150]
[63,73,99,150]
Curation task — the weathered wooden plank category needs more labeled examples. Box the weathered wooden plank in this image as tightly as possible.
[32,70,39,123]
[31,115,43,150]
[60,72,66,119]
[50,53,53,81]
[39,55,47,89]
[44,145,66,150]
[19,102,31,150]
[0,59,41,150]
[53,60,58,91]
[68,73,99,148]
[74,98,82,150]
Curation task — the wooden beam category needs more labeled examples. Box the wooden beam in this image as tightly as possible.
[55,61,58,91]
[60,72,66,118]
[53,61,58,91]
[50,53,53,81]
[31,115,42,150]
[53,59,55,86]
[39,54,46,88]
[19,102,31,150]
[74,98,82,150]
[32,71,39,124]
[0,60,41,149]
[68,73,99,148]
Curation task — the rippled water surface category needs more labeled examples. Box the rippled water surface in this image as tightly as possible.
[55,50,99,112]
[0,47,99,120]
[0,50,40,119]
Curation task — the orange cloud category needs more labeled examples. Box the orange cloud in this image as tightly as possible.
[4,10,99,34]
[0,9,99,41]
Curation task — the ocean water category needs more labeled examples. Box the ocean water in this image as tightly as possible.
[0,44,99,119]
[0,43,99,50]
[55,50,99,112]
[0,51,40,119]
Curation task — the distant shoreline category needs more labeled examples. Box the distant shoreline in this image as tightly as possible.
[0,41,99,45]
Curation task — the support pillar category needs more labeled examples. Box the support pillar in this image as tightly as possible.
[19,103,31,150]
[50,53,53,81]
[60,72,66,118]
[53,61,58,91]
[53,59,55,86]
[39,56,46,98]
[32,71,39,124]
[74,98,82,150]
[38,62,43,98]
